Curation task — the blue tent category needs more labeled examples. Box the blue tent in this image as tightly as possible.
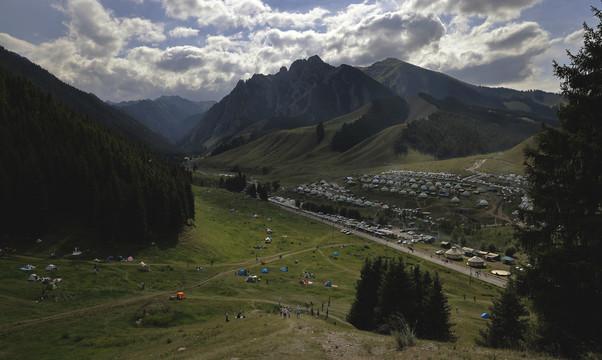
[325,281,332,287]
[481,313,489,319]
[238,269,247,275]
[280,267,287,272]
[333,252,339,256]
[261,268,269,274]
[107,256,115,261]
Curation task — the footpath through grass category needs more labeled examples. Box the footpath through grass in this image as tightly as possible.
[0,187,551,359]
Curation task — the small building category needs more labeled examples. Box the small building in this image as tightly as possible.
[485,253,500,261]
[467,256,485,268]
[501,256,516,264]
[445,247,463,261]
[440,241,451,249]
[462,247,475,256]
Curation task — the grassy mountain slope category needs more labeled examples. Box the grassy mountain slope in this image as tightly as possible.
[0,187,553,359]
[0,46,180,156]
[179,55,396,153]
[198,99,431,180]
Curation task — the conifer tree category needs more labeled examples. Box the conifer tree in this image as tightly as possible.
[478,280,528,349]
[422,272,453,341]
[347,257,384,330]
[374,257,415,330]
[517,6,602,356]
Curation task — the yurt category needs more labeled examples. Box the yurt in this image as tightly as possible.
[477,199,489,207]
[467,256,485,268]
[445,247,463,260]
[450,196,460,203]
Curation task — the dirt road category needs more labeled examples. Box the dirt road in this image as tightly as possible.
[270,200,507,288]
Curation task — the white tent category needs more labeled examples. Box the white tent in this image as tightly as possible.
[477,199,489,207]
[445,247,463,260]
[45,264,57,271]
[467,256,485,268]
[450,196,460,203]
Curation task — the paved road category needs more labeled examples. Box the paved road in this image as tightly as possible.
[270,200,507,288]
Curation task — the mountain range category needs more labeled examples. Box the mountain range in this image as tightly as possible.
[0,46,182,157]
[0,46,563,172]
[112,96,215,144]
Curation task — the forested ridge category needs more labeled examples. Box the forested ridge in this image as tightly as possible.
[399,94,555,159]
[0,66,194,242]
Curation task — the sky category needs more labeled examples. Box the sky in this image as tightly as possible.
[0,0,595,102]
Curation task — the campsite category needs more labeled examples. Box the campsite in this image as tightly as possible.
[0,186,550,359]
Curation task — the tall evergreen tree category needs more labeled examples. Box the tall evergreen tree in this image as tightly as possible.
[478,280,529,349]
[374,257,415,330]
[517,6,602,356]
[422,272,453,341]
[347,257,384,330]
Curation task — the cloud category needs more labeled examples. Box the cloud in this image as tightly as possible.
[0,0,564,100]
[169,27,200,38]
[0,33,35,54]
[159,0,327,31]
[405,0,543,22]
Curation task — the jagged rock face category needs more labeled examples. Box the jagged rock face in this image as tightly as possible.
[180,55,396,152]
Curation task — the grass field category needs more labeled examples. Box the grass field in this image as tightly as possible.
[0,187,552,359]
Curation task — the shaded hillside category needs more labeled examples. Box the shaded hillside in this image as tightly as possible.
[331,96,409,152]
[361,58,563,117]
[113,96,215,143]
[0,46,180,156]
[398,95,554,159]
[0,67,194,242]
[179,55,396,153]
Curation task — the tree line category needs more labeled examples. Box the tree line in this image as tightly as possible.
[0,66,194,242]
[477,7,602,358]
[347,257,454,342]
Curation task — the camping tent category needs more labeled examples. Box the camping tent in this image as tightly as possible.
[481,313,489,319]
[333,252,339,256]
[445,247,463,260]
[28,273,39,281]
[280,267,288,272]
[45,264,57,271]
[467,256,485,268]
[477,199,489,207]
[127,256,133,261]
[245,276,258,282]
[324,281,332,287]
[20,264,35,270]
[107,256,115,261]
[238,269,247,275]
[261,268,269,274]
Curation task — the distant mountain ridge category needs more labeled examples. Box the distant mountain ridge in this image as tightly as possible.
[360,58,563,117]
[179,55,396,152]
[0,46,184,156]
[112,96,216,144]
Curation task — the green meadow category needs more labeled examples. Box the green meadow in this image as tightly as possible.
[0,187,551,359]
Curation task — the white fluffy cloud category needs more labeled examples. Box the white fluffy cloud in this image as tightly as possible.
[0,0,565,101]
[169,27,200,38]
